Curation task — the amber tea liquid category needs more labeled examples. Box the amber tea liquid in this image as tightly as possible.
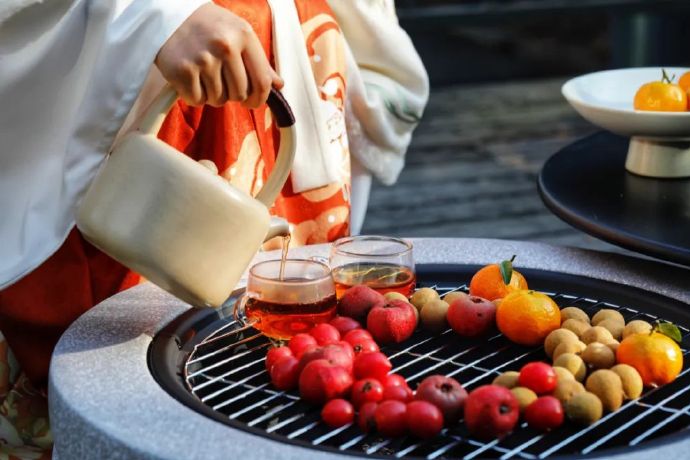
[332,262,416,298]
[245,291,337,340]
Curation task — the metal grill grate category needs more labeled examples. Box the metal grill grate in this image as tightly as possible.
[167,268,690,459]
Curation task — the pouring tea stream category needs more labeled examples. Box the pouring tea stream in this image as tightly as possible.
[76,86,296,308]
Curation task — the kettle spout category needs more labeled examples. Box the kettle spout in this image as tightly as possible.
[264,216,290,241]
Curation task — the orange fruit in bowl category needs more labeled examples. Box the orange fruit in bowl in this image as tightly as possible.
[634,69,687,112]
[616,329,683,387]
[496,290,561,346]
[469,257,528,301]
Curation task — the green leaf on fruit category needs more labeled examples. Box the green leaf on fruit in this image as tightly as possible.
[655,321,682,343]
[661,68,676,84]
[499,255,516,286]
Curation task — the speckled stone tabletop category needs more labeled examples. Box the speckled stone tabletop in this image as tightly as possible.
[49,238,690,459]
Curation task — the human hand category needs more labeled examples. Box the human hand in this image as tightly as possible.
[155,3,283,108]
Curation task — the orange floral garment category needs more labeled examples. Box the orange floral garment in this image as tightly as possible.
[0,1,349,458]
[159,0,352,248]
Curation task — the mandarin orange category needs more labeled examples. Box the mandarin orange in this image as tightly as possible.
[634,70,687,112]
[469,264,527,301]
[616,332,683,387]
[496,290,560,346]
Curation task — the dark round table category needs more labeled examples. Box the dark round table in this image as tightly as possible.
[538,131,690,267]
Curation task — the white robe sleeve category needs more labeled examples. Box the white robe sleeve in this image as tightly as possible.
[0,0,208,288]
[327,0,430,185]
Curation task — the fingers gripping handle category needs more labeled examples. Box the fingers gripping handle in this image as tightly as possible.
[138,86,295,133]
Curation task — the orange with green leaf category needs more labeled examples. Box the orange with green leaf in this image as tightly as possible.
[616,321,684,387]
[469,255,528,301]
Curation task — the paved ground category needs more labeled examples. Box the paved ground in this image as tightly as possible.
[361,77,627,254]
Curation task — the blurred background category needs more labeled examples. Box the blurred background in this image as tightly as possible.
[361,0,690,253]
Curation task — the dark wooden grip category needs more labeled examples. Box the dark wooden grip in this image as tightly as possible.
[267,88,296,128]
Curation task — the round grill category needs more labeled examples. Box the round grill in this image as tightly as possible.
[149,265,690,459]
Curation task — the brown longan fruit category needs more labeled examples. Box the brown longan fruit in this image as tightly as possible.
[611,364,643,399]
[592,309,625,326]
[410,288,439,311]
[553,353,587,382]
[554,379,586,404]
[581,342,616,370]
[566,392,603,425]
[511,386,538,414]
[492,371,520,389]
[581,326,615,345]
[420,299,449,333]
[419,299,447,330]
[560,307,590,324]
[544,328,579,358]
[586,370,624,412]
[598,319,624,341]
[553,340,586,361]
[561,319,590,338]
[623,320,653,339]
[554,366,575,382]
[443,291,468,305]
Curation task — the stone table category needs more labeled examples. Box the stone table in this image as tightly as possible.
[49,238,690,459]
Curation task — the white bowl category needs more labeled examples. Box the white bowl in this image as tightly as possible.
[562,67,690,140]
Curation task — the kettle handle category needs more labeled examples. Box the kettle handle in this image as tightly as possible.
[137,85,297,208]
[255,89,296,207]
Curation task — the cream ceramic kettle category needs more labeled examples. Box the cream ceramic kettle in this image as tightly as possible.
[77,87,296,308]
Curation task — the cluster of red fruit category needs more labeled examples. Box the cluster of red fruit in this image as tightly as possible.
[266,318,368,395]
[265,314,472,438]
[266,277,434,397]
[264,304,564,441]
[265,315,444,438]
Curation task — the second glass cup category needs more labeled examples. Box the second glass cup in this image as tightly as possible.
[329,236,415,298]
[236,259,337,340]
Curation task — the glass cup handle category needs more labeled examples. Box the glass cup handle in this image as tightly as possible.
[234,296,249,326]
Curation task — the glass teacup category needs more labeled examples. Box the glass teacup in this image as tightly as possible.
[235,259,337,340]
[329,236,416,298]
